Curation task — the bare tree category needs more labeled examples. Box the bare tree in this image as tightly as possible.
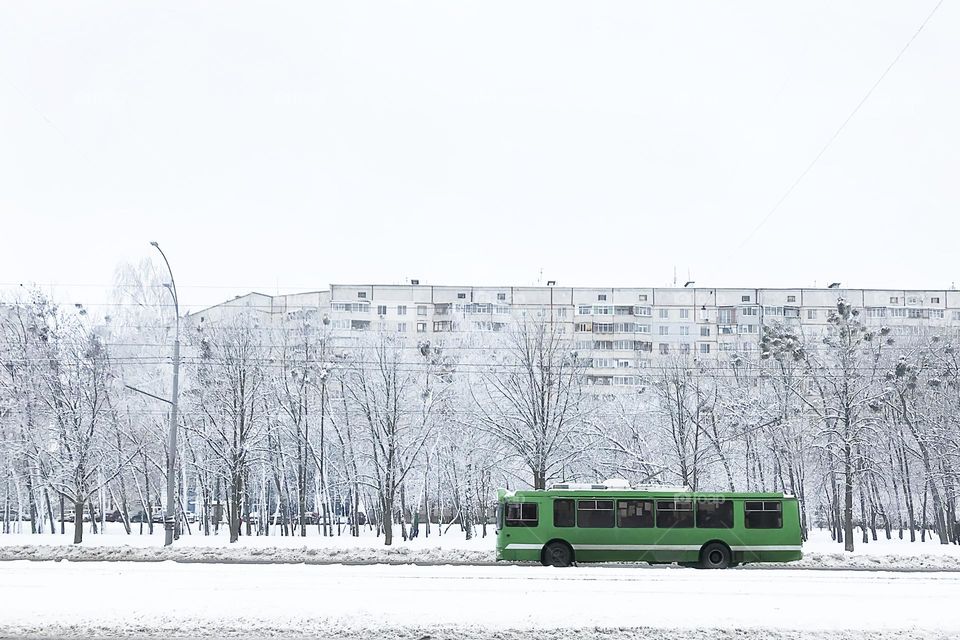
[343,336,448,545]
[472,317,589,489]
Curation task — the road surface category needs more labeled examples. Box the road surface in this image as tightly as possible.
[1,561,958,638]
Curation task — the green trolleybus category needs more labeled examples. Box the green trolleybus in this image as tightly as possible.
[495,480,802,568]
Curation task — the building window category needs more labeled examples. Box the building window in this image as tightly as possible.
[656,501,694,528]
[744,501,783,529]
[740,306,758,316]
[807,309,817,320]
[907,296,922,306]
[497,293,506,301]
[659,344,670,355]
[331,319,350,330]
[505,503,539,527]
[332,302,370,313]
[377,305,387,315]
[741,295,750,302]
[358,292,367,299]
[891,308,907,318]
[598,294,607,301]
[659,309,669,319]
[416,322,427,333]
[700,327,711,337]
[931,297,941,304]
[866,307,886,318]
[396,322,407,332]
[577,322,593,332]
[593,358,613,368]
[680,343,691,354]
[696,500,733,528]
[593,340,614,350]
[636,306,652,317]
[397,305,407,316]
[699,343,711,354]
[417,305,428,316]
[638,294,648,302]
[637,324,651,334]
[457,292,466,299]
[787,295,796,303]
[578,305,592,315]
[659,326,669,335]
[890,296,899,304]
[743,342,754,351]
[617,500,654,528]
[615,305,634,316]
[679,326,689,336]
[931,309,944,319]
[577,500,615,528]
[679,309,690,319]
[719,342,733,351]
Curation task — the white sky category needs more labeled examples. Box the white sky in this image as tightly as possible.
[1,1,958,312]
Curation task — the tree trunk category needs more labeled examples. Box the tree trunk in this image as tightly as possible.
[844,444,854,552]
[382,494,394,546]
[73,499,84,544]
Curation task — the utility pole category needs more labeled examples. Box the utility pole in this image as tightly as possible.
[151,241,181,547]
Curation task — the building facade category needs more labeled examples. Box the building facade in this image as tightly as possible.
[189,284,960,386]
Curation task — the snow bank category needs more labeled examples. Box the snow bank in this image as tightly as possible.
[0,542,495,565]
[2,526,958,569]
[0,623,952,640]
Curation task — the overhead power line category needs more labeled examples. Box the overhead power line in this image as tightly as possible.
[741,0,946,248]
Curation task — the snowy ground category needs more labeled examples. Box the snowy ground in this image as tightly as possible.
[0,561,958,639]
[1,524,959,569]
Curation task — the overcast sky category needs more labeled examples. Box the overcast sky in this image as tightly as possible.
[1,1,957,312]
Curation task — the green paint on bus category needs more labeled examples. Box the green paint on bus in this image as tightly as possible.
[495,487,802,568]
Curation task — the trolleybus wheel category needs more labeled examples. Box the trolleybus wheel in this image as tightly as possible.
[542,541,574,567]
[699,542,731,569]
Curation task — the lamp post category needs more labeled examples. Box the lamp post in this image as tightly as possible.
[151,241,181,546]
[547,280,556,330]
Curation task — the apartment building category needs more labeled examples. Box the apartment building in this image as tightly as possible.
[189,284,960,387]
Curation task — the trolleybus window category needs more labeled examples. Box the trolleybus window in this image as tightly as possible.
[577,499,615,528]
[696,499,734,528]
[744,501,782,529]
[656,500,694,528]
[505,502,539,527]
[554,499,575,527]
[617,499,654,528]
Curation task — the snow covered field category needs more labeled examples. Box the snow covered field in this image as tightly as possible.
[1,524,959,569]
[0,561,959,639]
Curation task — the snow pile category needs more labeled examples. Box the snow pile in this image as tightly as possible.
[0,542,495,565]
[0,623,953,640]
[789,551,960,571]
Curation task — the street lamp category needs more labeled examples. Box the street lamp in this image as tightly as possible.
[151,241,181,546]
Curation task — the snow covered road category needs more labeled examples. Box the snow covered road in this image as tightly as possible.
[1,562,959,639]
